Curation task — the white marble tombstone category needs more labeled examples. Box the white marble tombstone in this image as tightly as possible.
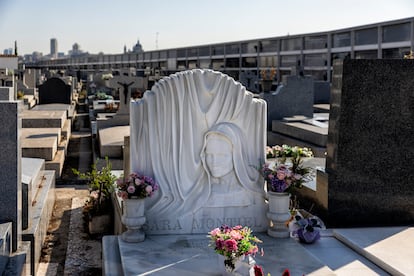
[130,69,268,234]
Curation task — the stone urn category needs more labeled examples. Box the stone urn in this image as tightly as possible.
[266,191,291,238]
[121,198,146,242]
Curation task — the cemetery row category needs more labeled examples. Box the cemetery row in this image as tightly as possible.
[0,66,80,275]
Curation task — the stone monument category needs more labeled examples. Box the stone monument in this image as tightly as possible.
[261,75,314,128]
[326,59,414,226]
[130,69,268,234]
[0,101,22,251]
[38,77,72,105]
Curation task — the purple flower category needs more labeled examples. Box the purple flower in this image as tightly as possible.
[127,185,136,194]
[271,178,288,192]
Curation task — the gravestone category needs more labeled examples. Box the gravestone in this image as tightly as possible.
[0,101,22,251]
[326,59,414,227]
[314,80,330,104]
[0,69,14,88]
[108,75,145,115]
[96,75,145,129]
[95,75,144,158]
[262,75,314,128]
[38,77,72,104]
[239,70,259,93]
[23,69,38,90]
[130,69,268,234]
[0,87,14,101]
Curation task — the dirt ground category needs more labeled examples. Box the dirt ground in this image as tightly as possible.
[39,129,104,275]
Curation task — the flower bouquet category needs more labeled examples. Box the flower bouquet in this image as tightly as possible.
[116,172,159,199]
[288,210,325,244]
[208,225,262,273]
[260,161,313,194]
[266,144,313,161]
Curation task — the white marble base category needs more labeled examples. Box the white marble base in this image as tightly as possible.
[103,233,334,276]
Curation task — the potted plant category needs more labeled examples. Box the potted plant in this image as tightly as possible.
[115,172,159,242]
[72,157,117,235]
[263,144,314,193]
[260,146,314,238]
[208,224,262,275]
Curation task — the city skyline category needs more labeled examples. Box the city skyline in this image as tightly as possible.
[0,0,413,56]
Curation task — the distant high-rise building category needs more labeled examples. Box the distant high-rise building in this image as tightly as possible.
[50,38,58,58]
[3,48,13,55]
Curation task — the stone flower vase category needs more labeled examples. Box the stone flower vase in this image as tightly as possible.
[266,191,291,238]
[217,254,255,275]
[121,198,146,242]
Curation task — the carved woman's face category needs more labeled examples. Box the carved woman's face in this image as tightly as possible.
[205,134,233,178]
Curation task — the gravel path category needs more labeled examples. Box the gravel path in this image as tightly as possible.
[38,186,102,276]
[37,124,104,275]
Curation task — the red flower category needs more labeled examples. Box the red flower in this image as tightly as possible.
[282,268,291,276]
[224,239,238,251]
[253,265,265,276]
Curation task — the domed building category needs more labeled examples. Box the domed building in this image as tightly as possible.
[132,39,143,53]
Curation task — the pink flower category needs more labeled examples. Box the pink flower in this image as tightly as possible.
[210,228,221,237]
[277,170,286,180]
[127,185,136,194]
[145,185,153,195]
[224,239,238,252]
[247,245,258,255]
[229,230,243,240]
[135,178,143,185]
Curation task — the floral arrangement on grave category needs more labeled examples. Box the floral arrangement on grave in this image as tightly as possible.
[72,157,117,217]
[95,91,112,100]
[261,146,314,193]
[288,211,326,244]
[116,172,159,199]
[101,73,113,80]
[403,50,413,59]
[260,67,276,80]
[266,144,313,161]
[208,225,262,273]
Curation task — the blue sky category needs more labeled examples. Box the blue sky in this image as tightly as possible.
[0,0,413,55]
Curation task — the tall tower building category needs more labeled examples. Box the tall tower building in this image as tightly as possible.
[50,38,57,58]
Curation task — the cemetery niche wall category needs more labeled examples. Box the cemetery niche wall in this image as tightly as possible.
[326,59,414,227]
[130,69,268,234]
